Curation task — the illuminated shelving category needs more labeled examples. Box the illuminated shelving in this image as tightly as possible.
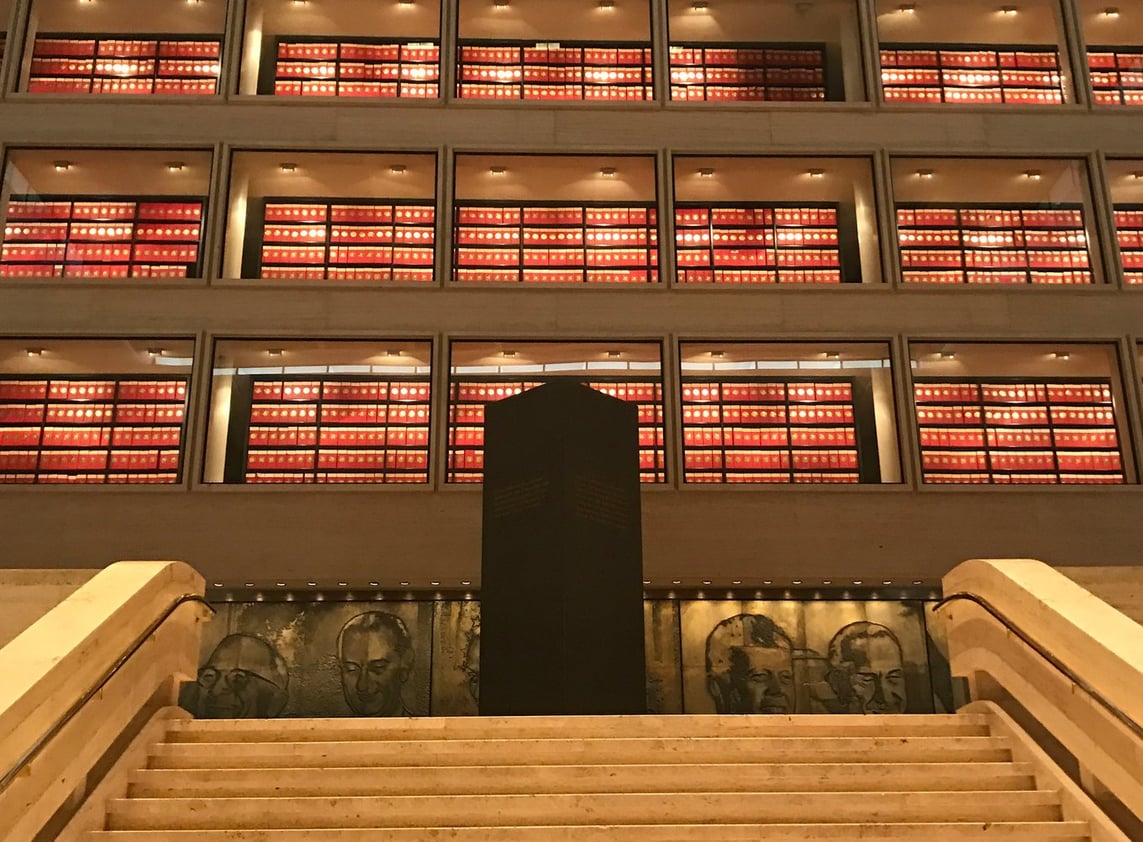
[0,196,205,279]
[668,43,827,102]
[880,44,1064,105]
[1115,206,1143,285]
[453,203,658,284]
[456,41,653,101]
[1088,46,1143,106]
[448,379,665,482]
[674,203,845,284]
[255,199,436,282]
[896,204,1092,285]
[269,38,439,98]
[914,378,1124,484]
[0,376,189,484]
[680,377,876,483]
[27,35,221,95]
[240,376,431,483]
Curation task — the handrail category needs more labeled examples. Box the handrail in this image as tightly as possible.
[0,593,213,793]
[934,592,1143,741]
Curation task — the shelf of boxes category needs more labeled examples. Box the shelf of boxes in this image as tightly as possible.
[1088,46,1143,106]
[896,204,1092,285]
[244,376,431,483]
[447,379,665,482]
[258,199,435,282]
[272,38,439,98]
[669,43,827,102]
[0,376,189,484]
[27,34,221,95]
[453,203,658,284]
[0,196,205,279]
[880,44,1064,105]
[681,378,861,483]
[1115,205,1143,285]
[914,378,1125,484]
[675,203,843,284]
[456,41,653,101]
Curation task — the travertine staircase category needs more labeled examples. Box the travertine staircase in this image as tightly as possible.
[85,709,1098,841]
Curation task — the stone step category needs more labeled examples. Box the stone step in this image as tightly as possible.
[86,823,1093,842]
[127,761,1038,798]
[148,736,1013,769]
[105,791,1063,831]
[166,714,991,743]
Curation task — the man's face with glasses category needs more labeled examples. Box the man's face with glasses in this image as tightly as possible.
[196,634,286,718]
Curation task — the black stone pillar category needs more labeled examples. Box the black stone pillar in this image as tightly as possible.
[479,380,646,715]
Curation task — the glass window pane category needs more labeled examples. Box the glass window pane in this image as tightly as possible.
[678,341,901,484]
[1,148,213,281]
[204,339,433,484]
[673,156,881,285]
[452,154,658,285]
[21,0,227,95]
[239,0,441,97]
[1106,159,1143,286]
[875,0,1072,105]
[0,337,195,485]
[667,0,864,102]
[223,151,437,283]
[448,340,664,483]
[1079,0,1143,107]
[909,342,1134,485]
[890,156,1103,286]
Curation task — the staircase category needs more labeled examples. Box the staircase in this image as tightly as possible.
[85,710,1095,841]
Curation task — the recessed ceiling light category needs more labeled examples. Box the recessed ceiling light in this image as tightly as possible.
[398,0,415,5]
[691,0,708,9]
[501,349,517,357]
[307,581,317,586]
[792,579,803,585]
[461,580,472,586]
[386,349,403,357]
[898,2,916,12]
[279,162,297,173]
[710,350,724,358]
[276,582,286,587]
[672,579,682,585]
[337,581,348,586]
[808,168,825,179]
[731,579,742,585]
[606,350,622,358]
[940,350,956,359]
[266,348,284,357]
[146,347,164,358]
[598,0,615,8]
[166,161,184,172]
[825,351,840,359]
[916,168,934,179]
[853,579,863,585]
[762,579,773,585]
[400,580,410,586]
[882,580,892,585]
[698,167,715,178]
[999,5,1018,14]
[600,167,617,177]
[430,580,440,586]
[1102,6,1119,16]
[1053,351,1071,360]
[1024,169,1042,180]
[493,0,509,7]
[390,164,407,174]
[913,580,923,585]
[212,582,223,587]
[53,160,71,172]
[25,348,44,357]
[701,579,712,585]
[643,579,651,585]
[490,166,507,175]
[245,582,255,587]
[1132,171,1143,180]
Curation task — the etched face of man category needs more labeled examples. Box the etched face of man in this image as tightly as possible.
[194,633,288,718]
[828,622,906,714]
[705,614,795,715]
[337,612,414,716]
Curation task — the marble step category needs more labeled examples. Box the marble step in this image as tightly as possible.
[86,823,1093,842]
[148,736,1014,769]
[128,761,1038,798]
[105,790,1063,831]
[166,714,992,743]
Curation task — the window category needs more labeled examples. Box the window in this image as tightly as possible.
[0,148,212,281]
[456,0,653,101]
[452,154,658,284]
[20,0,226,95]
[910,342,1133,484]
[223,151,437,283]
[679,342,901,484]
[666,0,863,102]
[448,341,665,483]
[203,339,432,484]
[1079,0,1143,107]
[238,0,441,97]
[1107,159,1143,286]
[673,156,881,285]
[891,157,1104,286]
[0,338,195,485]
[875,0,1073,105]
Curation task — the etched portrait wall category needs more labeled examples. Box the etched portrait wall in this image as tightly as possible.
[181,597,947,718]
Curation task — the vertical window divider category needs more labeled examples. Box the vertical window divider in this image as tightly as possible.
[185,329,211,489]
[649,0,669,104]
[661,333,681,489]
[430,333,449,489]
[437,146,454,287]
[855,0,883,104]
[657,149,676,288]
[203,142,230,283]
[1,0,27,95]
[874,149,901,288]
[1088,149,1122,288]
[893,334,922,489]
[439,0,460,102]
[1058,0,1091,108]
[221,0,247,98]
[1117,335,1143,484]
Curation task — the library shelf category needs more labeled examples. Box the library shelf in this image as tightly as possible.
[1114,205,1143,285]
[456,40,653,101]
[27,34,221,95]
[268,37,439,98]
[1088,45,1143,107]
[669,42,828,102]
[880,43,1064,105]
